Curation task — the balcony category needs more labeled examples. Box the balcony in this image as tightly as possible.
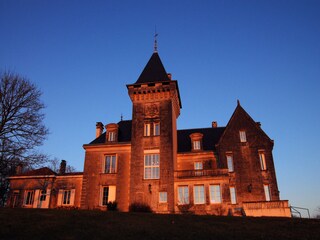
[175,169,229,178]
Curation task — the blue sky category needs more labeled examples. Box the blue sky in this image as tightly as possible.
[1,0,319,217]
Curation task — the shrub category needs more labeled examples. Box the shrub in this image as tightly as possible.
[129,202,152,212]
[106,201,118,211]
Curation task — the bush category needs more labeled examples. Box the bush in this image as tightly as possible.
[106,201,118,211]
[129,202,152,212]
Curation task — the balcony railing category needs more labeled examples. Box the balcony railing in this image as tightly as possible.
[175,169,229,178]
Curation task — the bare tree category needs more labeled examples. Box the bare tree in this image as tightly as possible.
[0,71,49,205]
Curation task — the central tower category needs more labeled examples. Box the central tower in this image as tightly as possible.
[127,51,181,212]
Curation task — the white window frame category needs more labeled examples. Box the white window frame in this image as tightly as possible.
[62,190,71,205]
[259,152,267,170]
[100,185,116,206]
[227,154,234,172]
[57,189,75,206]
[24,190,34,206]
[144,123,151,136]
[40,189,47,202]
[159,192,167,203]
[264,185,271,201]
[144,154,160,179]
[230,187,237,204]
[153,122,160,136]
[239,131,247,142]
[194,185,205,204]
[105,155,117,173]
[210,185,222,204]
[193,140,201,150]
[178,186,189,205]
[108,131,116,142]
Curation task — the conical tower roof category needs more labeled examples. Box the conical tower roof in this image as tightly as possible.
[135,52,170,84]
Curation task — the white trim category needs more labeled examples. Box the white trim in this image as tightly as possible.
[144,149,160,154]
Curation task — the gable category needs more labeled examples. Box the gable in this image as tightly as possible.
[217,102,273,148]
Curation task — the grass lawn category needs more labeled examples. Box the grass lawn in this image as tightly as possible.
[0,208,319,240]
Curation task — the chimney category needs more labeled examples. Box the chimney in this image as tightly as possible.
[15,163,23,175]
[96,122,104,138]
[167,73,172,80]
[212,121,218,128]
[59,160,66,175]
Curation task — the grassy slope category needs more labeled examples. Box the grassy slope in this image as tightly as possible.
[0,209,319,240]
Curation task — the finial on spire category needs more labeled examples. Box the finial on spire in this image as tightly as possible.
[154,26,158,52]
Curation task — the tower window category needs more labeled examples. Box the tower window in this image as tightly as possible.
[144,154,160,179]
[264,185,271,201]
[154,122,160,136]
[144,123,151,136]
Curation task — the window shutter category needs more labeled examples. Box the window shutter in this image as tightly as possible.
[70,189,76,206]
[57,190,63,206]
[43,189,51,208]
[108,186,116,202]
[23,190,28,205]
[33,190,40,208]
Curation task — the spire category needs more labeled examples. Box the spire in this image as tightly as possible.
[154,27,158,53]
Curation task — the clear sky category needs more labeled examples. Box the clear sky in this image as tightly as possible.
[1,0,319,217]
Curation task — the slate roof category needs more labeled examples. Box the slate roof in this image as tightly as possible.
[89,120,132,144]
[88,119,225,153]
[135,52,170,84]
[177,127,226,153]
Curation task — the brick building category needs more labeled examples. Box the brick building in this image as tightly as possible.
[6,50,290,217]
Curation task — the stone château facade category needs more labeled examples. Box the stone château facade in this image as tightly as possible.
[6,50,291,217]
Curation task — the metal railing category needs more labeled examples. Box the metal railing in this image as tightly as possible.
[175,169,229,178]
[290,206,310,218]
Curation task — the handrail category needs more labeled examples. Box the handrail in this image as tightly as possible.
[290,206,310,218]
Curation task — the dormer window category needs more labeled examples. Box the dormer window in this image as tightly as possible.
[193,141,201,150]
[105,123,119,142]
[189,133,203,151]
[239,131,247,142]
[108,132,116,142]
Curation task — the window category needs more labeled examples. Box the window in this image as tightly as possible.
[230,187,237,204]
[193,140,201,150]
[239,131,247,142]
[57,189,75,206]
[194,162,203,176]
[40,190,47,201]
[63,190,71,205]
[210,185,221,204]
[101,186,116,206]
[105,155,116,173]
[144,123,151,136]
[227,155,234,172]
[259,152,267,170]
[154,122,160,136]
[144,154,160,179]
[264,185,271,201]
[194,185,205,204]
[24,190,34,205]
[178,186,189,204]
[108,132,116,141]
[159,192,167,203]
